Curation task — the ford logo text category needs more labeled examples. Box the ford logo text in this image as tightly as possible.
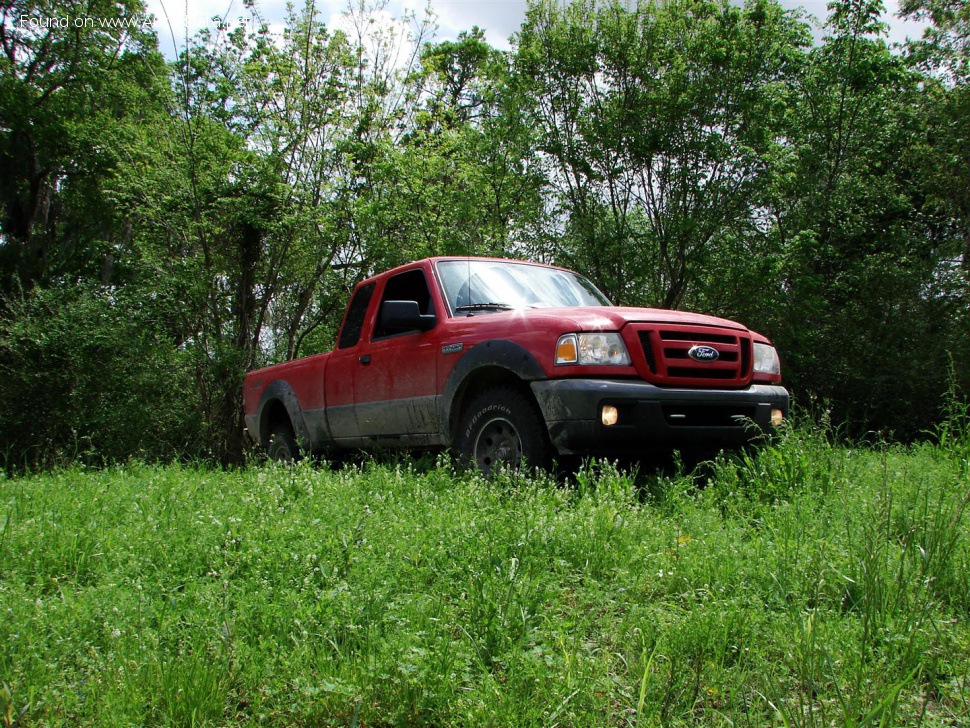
[688,345,720,362]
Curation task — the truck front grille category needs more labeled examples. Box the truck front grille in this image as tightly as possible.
[636,325,752,388]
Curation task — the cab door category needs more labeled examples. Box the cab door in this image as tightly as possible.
[324,280,375,441]
[353,266,441,438]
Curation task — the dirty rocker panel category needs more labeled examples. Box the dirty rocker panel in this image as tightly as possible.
[321,396,445,449]
[356,395,441,439]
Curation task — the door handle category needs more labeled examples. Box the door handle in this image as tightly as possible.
[358,354,371,365]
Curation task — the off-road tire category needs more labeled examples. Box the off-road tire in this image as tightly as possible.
[456,386,550,472]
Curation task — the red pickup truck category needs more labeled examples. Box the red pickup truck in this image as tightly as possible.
[243,257,789,470]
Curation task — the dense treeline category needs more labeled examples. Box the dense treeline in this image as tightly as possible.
[0,0,967,466]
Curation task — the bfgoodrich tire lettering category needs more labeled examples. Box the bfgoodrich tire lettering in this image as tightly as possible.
[457,387,549,472]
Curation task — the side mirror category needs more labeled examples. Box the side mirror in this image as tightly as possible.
[380,300,436,333]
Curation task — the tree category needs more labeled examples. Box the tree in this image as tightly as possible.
[762,0,959,435]
[902,0,970,280]
[515,0,808,307]
[0,0,166,293]
[111,0,444,461]
[0,1,203,467]
[348,29,546,265]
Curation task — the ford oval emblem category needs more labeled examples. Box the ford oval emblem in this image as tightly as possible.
[688,345,720,362]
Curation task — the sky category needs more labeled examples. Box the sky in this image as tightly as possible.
[144,0,930,59]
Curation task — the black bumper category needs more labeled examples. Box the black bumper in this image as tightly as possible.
[530,379,790,455]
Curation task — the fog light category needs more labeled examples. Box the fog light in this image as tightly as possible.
[602,405,619,427]
[771,408,784,427]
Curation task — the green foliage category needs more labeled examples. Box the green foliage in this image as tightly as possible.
[1,0,970,460]
[0,284,203,468]
[753,0,968,438]
[516,0,810,307]
[1,434,968,724]
[902,0,970,403]
[902,0,970,80]
[0,0,167,292]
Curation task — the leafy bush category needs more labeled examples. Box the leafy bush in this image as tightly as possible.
[0,284,205,469]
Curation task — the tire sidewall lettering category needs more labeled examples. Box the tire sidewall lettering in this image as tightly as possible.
[464,403,513,440]
[456,386,550,471]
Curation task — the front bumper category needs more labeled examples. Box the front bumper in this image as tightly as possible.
[530,379,789,455]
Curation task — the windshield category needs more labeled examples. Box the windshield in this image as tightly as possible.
[436,260,611,315]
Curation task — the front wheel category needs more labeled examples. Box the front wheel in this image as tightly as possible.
[456,387,550,472]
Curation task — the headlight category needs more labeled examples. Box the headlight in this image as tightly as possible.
[753,342,781,376]
[556,333,631,365]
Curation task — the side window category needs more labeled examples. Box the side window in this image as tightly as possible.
[372,268,434,340]
[337,282,375,349]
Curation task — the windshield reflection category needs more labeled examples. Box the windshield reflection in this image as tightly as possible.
[436,260,611,315]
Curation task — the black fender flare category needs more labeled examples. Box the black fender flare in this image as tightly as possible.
[441,340,546,443]
[257,380,313,450]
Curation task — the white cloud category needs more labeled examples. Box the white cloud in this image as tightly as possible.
[146,0,928,59]
[776,0,928,45]
[429,0,529,49]
[145,0,292,56]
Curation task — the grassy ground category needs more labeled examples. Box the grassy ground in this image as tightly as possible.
[1,425,969,726]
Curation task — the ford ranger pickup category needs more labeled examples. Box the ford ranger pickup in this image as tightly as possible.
[243,257,789,470]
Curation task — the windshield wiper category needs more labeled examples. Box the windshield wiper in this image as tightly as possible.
[454,302,514,314]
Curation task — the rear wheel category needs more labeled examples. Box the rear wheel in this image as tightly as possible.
[267,423,300,462]
[456,387,550,472]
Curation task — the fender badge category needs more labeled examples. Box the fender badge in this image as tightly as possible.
[441,343,464,355]
[688,345,720,362]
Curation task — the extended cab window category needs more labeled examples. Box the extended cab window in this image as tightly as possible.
[372,268,434,339]
[338,282,375,349]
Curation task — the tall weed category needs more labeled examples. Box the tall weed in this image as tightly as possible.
[1,447,967,725]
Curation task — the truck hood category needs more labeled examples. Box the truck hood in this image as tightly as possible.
[535,306,750,333]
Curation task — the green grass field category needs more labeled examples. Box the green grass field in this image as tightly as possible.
[2,424,968,726]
